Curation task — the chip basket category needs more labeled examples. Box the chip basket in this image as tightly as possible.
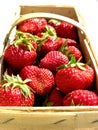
[0,5,98,130]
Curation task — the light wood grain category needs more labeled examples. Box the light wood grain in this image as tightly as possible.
[0,107,98,130]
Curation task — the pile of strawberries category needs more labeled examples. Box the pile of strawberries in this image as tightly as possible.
[0,17,98,106]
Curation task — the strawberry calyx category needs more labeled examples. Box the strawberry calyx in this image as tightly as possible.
[11,37,35,51]
[37,25,57,48]
[2,73,33,98]
[15,28,57,51]
[48,19,60,24]
[43,25,57,39]
[35,25,57,51]
[15,25,57,52]
[16,30,38,41]
[57,56,86,71]
[59,39,76,58]
[11,30,40,51]
[58,39,68,55]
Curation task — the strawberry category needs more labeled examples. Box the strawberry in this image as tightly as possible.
[38,36,58,55]
[15,30,38,50]
[40,51,69,72]
[55,61,94,93]
[37,25,57,55]
[59,44,82,61]
[48,19,78,40]
[0,74,35,106]
[58,40,82,61]
[2,17,96,107]
[4,34,37,72]
[43,88,63,106]
[63,89,98,106]
[17,18,47,34]
[56,38,77,49]
[19,65,55,95]
[43,25,57,38]
[65,46,82,60]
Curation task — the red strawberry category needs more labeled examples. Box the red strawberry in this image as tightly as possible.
[35,18,48,34]
[63,89,98,106]
[43,25,57,38]
[4,37,37,72]
[65,38,77,46]
[37,25,57,56]
[17,18,47,34]
[0,74,35,106]
[65,46,82,60]
[40,51,69,72]
[15,30,38,51]
[56,38,77,49]
[56,21,78,40]
[39,37,58,55]
[44,88,63,106]
[19,65,55,95]
[58,39,82,61]
[55,63,94,93]
[48,19,78,40]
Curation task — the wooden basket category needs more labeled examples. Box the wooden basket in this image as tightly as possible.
[0,5,98,130]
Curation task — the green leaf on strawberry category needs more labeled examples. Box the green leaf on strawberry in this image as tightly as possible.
[11,37,34,51]
[2,73,32,98]
[44,25,57,39]
[57,56,86,71]
[58,39,68,54]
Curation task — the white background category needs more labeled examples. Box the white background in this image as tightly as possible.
[0,0,98,58]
